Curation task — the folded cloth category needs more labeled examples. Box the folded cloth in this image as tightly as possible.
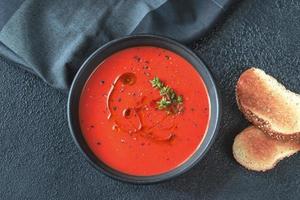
[0,0,233,90]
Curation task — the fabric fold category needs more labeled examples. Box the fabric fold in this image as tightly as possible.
[0,0,234,90]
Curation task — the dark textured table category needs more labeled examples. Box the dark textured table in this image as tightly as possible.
[1,0,299,199]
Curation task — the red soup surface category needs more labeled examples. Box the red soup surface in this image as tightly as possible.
[79,46,210,176]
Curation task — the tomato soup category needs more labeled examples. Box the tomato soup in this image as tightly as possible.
[79,46,210,176]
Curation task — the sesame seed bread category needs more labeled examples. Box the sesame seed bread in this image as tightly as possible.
[233,126,300,172]
[236,68,300,141]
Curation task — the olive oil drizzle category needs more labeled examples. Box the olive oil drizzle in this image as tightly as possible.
[106,72,177,142]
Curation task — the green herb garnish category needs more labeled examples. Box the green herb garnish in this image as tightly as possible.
[177,95,183,104]
[150,77,184,113]
[157,96,172,109]
[150,77,164,89]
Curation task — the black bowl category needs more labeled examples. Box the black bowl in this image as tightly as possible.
[67,34,221,184]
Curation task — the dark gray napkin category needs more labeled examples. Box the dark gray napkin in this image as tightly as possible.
[0,0,233,90]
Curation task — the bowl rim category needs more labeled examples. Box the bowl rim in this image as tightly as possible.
[67,34,221,184]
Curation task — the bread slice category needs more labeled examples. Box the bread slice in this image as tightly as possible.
[236,68,300,141]
[233,126,300,171]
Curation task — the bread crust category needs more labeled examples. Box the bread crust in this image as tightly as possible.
[236,68,300,142]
